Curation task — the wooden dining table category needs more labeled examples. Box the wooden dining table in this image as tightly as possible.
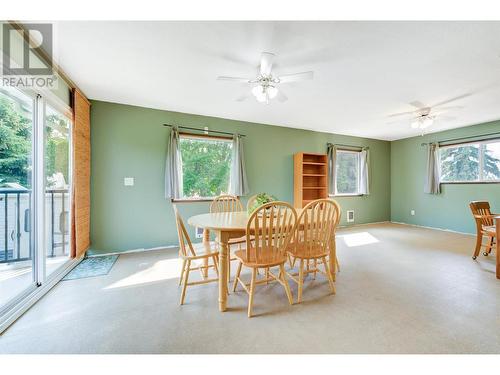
[188,209,338,312]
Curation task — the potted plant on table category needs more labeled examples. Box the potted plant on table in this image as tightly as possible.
[247,192,278,215]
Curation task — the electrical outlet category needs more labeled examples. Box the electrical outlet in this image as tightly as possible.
[195,227,204,239]
[410,209,415,216]
[347,210,355,223]
[124,177,134,186]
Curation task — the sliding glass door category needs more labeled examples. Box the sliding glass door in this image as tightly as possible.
[44,105,72,278]
[0,87,36,312]
[0,87,72,315]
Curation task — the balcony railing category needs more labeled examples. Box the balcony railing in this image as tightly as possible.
[0,189,70,264]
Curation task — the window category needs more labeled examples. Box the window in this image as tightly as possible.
[179,135,233,199]
[440,140,500,183]
[335,150,360,195]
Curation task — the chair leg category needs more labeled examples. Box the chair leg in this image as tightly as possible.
[178,259,186,286]
[484,237,494,256]
[323,256,336,295]
[265,267,270,284]
[297,259,304,304]
[280,264,293,305]
[473,233,482,260]
[313,259,317,280]
[248,268,257,318]
[233,261,242,292]
[180,260,191,305]
[212,255,219,277]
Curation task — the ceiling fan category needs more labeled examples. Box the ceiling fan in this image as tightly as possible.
[216,52,314,104]
[388,95,468,130]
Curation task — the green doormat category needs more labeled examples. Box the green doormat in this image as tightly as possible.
[63,255,119,280]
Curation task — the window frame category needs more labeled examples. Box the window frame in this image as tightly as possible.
[173,132,233,202]
[333,148,363,197]
[439,139,500,184]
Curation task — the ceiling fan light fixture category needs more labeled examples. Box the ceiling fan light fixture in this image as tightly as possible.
[267,86,278,99]
[411,116,434,129]
[421,116,434,128]
[252,86,267,103]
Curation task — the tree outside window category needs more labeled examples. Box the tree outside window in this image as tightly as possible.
[440,141,500,182]
[179,135,232,198]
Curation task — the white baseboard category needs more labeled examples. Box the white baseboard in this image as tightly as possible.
[338,220,391,229]
[86,245,178,258]
[89,222,396,258]
[390,221,475,236]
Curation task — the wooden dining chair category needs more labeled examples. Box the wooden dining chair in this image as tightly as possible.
[173,204,220,305]
[469,201,497,260]
[210,194,244,213]
[289,199,341,278]
[286,199,340,303]
[210,195,245,281]
[233,201,297,317]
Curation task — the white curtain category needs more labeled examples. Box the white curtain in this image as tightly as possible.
[164,127,183,199]
[229,134,249,196]
[359,148,370,195]
[424,142,441,194]
[327,143,337,196]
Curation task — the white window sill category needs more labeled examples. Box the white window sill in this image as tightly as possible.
[172,195,240,203]
[171,198,215,203]
[440,181,500,184]
[329,194,364,197]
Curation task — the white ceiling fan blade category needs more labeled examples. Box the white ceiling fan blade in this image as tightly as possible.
[260,52,275,77]
[235,93,252,102]
[432,93,471,108]
[278,71,314,83]
[387,110,415,118]
[437,115,456,121]
[409,101,427,109]
[217,76,251,83]
[276,90,288,103]
[432,105,463,111]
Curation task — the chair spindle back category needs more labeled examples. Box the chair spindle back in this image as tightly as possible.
[210,194,244,213]
[245,201,297,264]
[172,204,196,257]
[470,201,494,227]
[294,199,341,257]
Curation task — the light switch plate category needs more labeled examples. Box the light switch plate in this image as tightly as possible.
[124,177,134,186]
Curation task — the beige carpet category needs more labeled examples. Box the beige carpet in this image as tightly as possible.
[0,223,499,354]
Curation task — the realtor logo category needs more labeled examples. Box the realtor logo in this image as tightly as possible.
[2,23,57,88]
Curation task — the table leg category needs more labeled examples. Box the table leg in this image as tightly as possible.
[218,231,229,311]
[202,229,210,278]
[496,217,500,280]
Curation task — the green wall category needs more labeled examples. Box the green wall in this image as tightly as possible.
[391,120,500,234]
[89,100,391,254]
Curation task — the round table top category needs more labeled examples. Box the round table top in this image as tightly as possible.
[187,209,305,232]
[187,211,250,232]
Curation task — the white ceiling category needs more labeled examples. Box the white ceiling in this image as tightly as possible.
[52,21,500,141]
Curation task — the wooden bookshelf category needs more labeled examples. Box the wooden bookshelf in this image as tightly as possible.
[293,152,328,208]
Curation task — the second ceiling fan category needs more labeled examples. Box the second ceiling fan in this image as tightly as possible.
[388,94,469,130]
[217,52,314,104]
